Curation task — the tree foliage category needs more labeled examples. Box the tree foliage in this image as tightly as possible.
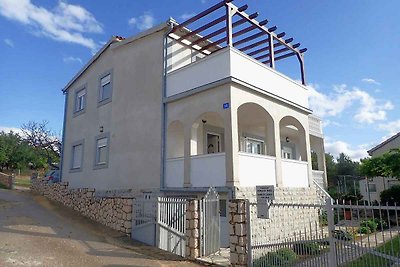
[360,149,400,178]
[0,121,61,172]
[380,185,400,204]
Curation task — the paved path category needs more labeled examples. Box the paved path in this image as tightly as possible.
[0,188,204,267]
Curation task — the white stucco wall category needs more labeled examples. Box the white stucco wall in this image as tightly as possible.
[238,153,276,186]
[62,29,166,191]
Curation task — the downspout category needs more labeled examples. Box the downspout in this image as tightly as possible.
[59,90,68,181]
[160,18,177,189]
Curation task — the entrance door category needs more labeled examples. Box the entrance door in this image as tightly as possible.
[207,133,221,154]
[219,199,229,247]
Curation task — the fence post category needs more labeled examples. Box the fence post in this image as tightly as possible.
[229,199,249,267]
[326,198,338,267]
[185,199,200,259]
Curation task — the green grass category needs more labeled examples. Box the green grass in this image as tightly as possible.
[345,236,400,266]
[14,177,31,188]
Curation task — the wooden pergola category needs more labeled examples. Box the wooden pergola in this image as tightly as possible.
[169,0,307,85]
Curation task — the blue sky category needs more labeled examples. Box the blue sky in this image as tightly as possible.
[0,0,399,160]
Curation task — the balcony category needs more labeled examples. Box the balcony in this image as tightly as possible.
[167,47,309,109]
[238,152,276,186]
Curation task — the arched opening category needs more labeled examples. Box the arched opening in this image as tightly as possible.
[191,112,225,156]
[166,120,184,158]
[279,116,307,161]
[237,103,275,156]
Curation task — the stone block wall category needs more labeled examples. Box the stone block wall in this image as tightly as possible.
[185,199,200,259]
[0,172,13,189]
[229,199,248,267]
[31,178,133,234]
[233,186,321,261]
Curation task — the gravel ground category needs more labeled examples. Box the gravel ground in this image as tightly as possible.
[0,188,205,267]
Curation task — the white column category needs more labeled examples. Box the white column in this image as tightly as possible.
[183,124,192,187]
[274,123,283,187]
[225,105,239,187]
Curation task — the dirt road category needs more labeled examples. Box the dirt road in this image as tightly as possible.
[0,188,203,267]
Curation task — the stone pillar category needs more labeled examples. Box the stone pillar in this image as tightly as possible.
[186,199,200,259]
[229,199,248,267]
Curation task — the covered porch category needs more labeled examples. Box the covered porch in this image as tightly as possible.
[164,90,317,189]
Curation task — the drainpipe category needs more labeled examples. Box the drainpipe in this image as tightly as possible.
[59,90,68,181]
[160,18,177,189]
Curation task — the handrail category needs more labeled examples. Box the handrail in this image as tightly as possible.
[313,179,333,204]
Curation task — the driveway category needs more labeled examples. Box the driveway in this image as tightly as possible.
[0,188,203,267]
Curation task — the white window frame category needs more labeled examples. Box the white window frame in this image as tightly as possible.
[70,140,84,172]
[94,133,110,169]
[73,86,86,116]
[244,137,264,155]
[98,71,113,106]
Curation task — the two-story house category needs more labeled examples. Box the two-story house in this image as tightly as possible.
[60,0,327,246]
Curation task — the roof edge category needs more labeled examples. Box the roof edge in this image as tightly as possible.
[62,20,172,93]
[368,132,400,155]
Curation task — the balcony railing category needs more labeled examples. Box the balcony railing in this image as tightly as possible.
[238,152,276,186]
[281,159,309,187]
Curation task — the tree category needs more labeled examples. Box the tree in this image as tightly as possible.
[380,185,400,204]
[21,121,61,168]
[337,153,360,176]
[360,149,400,179]
[325,153,337,186]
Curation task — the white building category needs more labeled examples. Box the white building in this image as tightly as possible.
[60,1,327,247]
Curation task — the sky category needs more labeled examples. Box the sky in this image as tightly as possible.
[0,0,399,161]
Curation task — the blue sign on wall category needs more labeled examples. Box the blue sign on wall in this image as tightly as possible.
[223,102,230,109]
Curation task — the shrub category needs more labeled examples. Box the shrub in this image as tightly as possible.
[374,218,388,230]
[380,185,400,205]
[361,219,378,232]
[358,226,372,234]
[253,248,297,267]
[293,242,321,255]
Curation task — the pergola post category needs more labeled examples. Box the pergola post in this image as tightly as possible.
[297,53,306,85]
[225,5,234,46]
[268,34,275,69]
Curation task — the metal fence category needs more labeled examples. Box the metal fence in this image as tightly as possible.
[247,199,400,266]
[200,187,220,257]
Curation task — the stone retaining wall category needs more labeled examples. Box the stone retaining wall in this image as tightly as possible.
[234,186,319,243]
[0,172,13,189]
[229,199,248,267]
[31,178,133,234]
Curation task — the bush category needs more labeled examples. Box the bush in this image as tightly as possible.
[293,242,321,255]
[374,218,388,230]
[361,219,378,232]
[253,248,297,267]
[359,226,372,234]
[380,185,400,205]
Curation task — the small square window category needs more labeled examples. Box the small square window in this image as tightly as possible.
[99,73,112,102]
[75,89,86,112]
[368,183,377,193]
[94,134,109,168]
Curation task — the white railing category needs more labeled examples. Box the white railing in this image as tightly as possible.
[312,170,325,188]
[190,153,226,187]
[281,159,309,187]
[238,152,276,186]
[165,157,184,187]
[166,47,309,108]
[309,114,323,137]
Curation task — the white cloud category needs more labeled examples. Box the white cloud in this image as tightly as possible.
[63,56,82,64]
[180,12,195,21]
[4,38,14,47]
[308,84,394,124]
[379,120,400,136]
[324,139,369,161]
[0,0,103,51]
[362,78,380,85]
[0,126,23,135]
[128,12,155,31]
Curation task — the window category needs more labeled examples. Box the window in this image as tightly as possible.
[74,88,86,113]
[207,133,221,154]
[368,183,377,193]
[99,72,112,103]
[245,138,264,155]
[70,140,84,172]
[94,134,109,169]
[281,144,295,160]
